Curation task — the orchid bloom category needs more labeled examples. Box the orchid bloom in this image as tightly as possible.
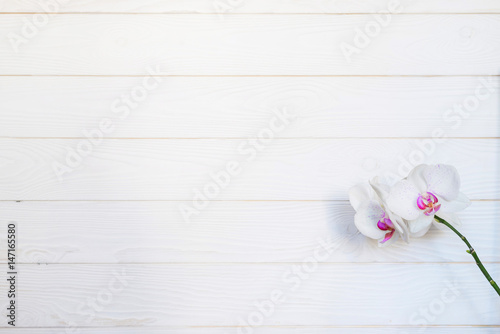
[349,179,408,246]
[386,164,471,237]
[347,164,500,297]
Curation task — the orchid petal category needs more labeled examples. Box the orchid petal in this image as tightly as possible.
[387,180,421,220]
[410,219,433,238]
[386,210,409,242]
[432,212,462,231]
[349,183,374,212]
[407,164,429,193]
[438,192,471,213]
[407,214,434,235]
[424,164,460,201]
[369,177,390,202]
[354,200,387,240]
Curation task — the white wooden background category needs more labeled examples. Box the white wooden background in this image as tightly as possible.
[0,0,499,333]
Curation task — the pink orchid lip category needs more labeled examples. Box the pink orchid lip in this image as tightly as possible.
[377,219,388,230]
[384,218,395,229]
[380,230,395,244]
[377,217,394,230]
[377,214,396,244]
[428,192,438,204]
[417,196,426,210]
[417,191,440,216]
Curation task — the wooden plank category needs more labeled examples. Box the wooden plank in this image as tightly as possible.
[2,15,500,75]
[0,139,497,200]
[1,76,498,138]
[0,201,498,264]
[0,327,497,333]
[0,263,498,326]
[1,0,500,13]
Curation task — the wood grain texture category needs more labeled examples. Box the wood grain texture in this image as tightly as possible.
[0,327,498,334]
[1,0,500,13]
[0,263,498,327]
[1,76,499,138]
[0,139,497,200]
[2,15,500,75]
[1,1,498,332]
[0,201,498,264]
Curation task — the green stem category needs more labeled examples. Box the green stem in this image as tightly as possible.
[434,215,500,297]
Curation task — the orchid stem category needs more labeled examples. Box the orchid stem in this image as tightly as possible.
[434,215,500,297]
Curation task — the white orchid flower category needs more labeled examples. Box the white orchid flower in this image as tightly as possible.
[386,164,471,237]
[349,178,408,246]
[347,164,500,297]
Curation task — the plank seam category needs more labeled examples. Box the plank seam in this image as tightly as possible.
[0,199,496,202]
[0,75,499,77]
[2,12,500,15]
[1,137,499,140]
